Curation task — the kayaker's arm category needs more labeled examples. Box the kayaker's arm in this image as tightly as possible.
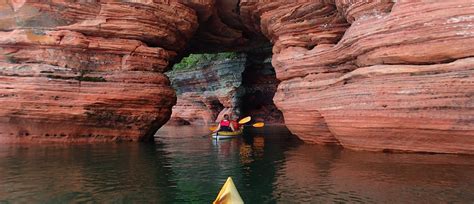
[213,124,221,133]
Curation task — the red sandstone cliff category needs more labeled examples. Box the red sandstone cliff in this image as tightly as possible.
[166,51,284,125]
[241,1,474,154]
[166,55,246,125]
[0,1,198,142]
[1,0,473,154]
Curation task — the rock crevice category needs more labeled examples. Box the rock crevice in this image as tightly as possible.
[0,0,198,142]
[0,0,473,154]
[167,50,284,125]
[253,1,474,154]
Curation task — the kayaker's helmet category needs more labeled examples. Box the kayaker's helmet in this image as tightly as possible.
[223,114,229,120]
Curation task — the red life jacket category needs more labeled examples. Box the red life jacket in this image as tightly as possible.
[220,120,230,127]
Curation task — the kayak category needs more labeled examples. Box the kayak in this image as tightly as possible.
[213,177,244,204]
[212,128,243,139]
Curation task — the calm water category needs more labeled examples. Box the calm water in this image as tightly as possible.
[1,126,474,203]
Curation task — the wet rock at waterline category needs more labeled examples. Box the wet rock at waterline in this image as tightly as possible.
[262,1,474,154]
[166,50,284,125]
[0,1,192,142]
[240,50,284,124]
[166,53,246,125]
[0,1,473,154]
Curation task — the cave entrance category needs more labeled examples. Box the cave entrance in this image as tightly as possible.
[165,52,245,126]
[165,50,284,125]
[239,50,284,124]
[208,99,224,122]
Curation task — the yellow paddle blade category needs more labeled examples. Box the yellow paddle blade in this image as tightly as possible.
[238,116,251,125]
[209,126,218,131]
[252,122,265,128]
[213,177,244,204]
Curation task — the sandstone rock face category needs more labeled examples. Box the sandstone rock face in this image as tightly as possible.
[0,1,198,142]
[166,55,246,125]
[243,1,474,154]
[1,0,473,154]
[241,50,284,124]
[185,0,268,52]
[167,51,284,125]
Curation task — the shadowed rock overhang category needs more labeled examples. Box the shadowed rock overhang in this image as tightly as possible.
[0,1,473,154]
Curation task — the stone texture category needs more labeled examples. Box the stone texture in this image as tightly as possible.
[240,50,284,124]
[240,1,349,53]
[0,0,473,154]
[0,62,175,142]
[252,1,474,153]
[167,51,284,125]
[186,0,268,52]
[0,1,197,51]
[0,1,196,142]
[166,56,246,125]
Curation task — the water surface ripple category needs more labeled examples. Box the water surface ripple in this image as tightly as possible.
[0,126,473,203]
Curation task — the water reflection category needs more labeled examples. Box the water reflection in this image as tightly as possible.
[0,125,473,203]
[239,136,264,164]
[154,125,300,203]
[274,144,474,203]
[156,125,474,203]
[0,143,177,203]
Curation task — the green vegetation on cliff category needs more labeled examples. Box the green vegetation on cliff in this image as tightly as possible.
[172,52,239,72]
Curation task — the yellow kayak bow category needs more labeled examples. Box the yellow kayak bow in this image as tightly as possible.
[213,177,244,204]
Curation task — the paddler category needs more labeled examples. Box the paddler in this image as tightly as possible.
[214,114,235,132]
[231,115,241,131]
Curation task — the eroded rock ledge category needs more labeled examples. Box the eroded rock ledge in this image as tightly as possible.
[166,51,284,125]
[245,1,474,154]
[166,54,246,125]
[0,1,197,142]
[1,1,473,154]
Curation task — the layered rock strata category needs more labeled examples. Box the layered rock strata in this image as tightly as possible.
[241,50,284,124]
[185,0,268,52]
[241,1,474,153]
[0,0,473,154]
[0,1,198,142]
[167,51,284,125]
[166,55,246,125]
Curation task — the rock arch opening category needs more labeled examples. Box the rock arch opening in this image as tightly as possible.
[240,49,284,124]
[165,49,284,126]
[1,1,473,154]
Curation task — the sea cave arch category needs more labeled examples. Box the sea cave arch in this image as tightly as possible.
[0,1,473,154]
[165,48,284,126]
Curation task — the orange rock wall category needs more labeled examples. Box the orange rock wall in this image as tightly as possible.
[166,57,246,125]
[1,0,473,154]
[241,1,474,154]
[0,1,198,142]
